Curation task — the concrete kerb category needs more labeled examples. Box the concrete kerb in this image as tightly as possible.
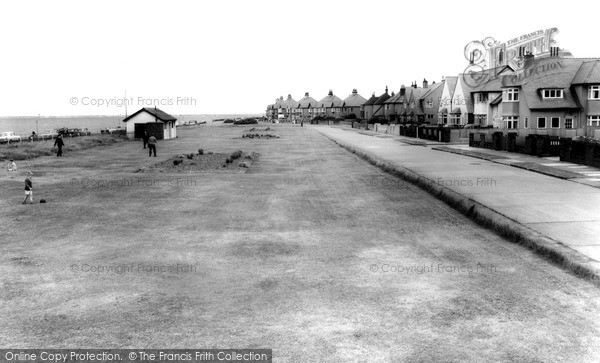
[321,133,600,286]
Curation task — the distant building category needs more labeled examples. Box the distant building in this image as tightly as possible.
[296,92,319,122]
[123,107,177,139]
[362,92,379,121]
[317,90,344,118]
[341,89,367,119]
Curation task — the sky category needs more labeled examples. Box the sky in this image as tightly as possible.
[1,0,600,116]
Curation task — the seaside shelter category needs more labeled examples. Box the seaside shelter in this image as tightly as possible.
[123,107,177,140]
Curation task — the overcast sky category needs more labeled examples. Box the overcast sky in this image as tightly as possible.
[1,0,599,116]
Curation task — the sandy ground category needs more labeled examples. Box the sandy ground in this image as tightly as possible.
[1,124,599,362]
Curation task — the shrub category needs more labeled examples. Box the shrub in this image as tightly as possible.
[233,118,258,125]
[226,158,232,164]
[173,159,182,166]
[345,113,357,119]
[230,150,243,160]
[198,148,204,155]
[186,153,194,159]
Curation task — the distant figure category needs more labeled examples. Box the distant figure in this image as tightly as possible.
[7,159,17,178]
[22,172,33,204]
[29,131,37,141]
[54,134,64,156]
[147,134,157,157]
[142,131,149,149]
[301,120,303,127]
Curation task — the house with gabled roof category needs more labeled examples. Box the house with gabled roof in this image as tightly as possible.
[438,76,458,124]
[342,89,367,119]
[406,81,431,123]
[450,76,476,125]
[123,107,177,139]
[421,81,444,124]
[372,87,391,118]
[469,66,515,127]
[276,95,298,122]
[383,85,406,122]
[296,92,319,122]
[362,92,379,121]
[317,90,344,118]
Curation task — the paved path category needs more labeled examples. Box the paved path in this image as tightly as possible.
[315,126,600,268]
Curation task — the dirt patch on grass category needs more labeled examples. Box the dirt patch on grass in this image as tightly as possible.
[137,151,259,173]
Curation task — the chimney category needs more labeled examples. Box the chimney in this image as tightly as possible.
[391,91,395,97]
[305,92,309,97]
[385,86,388,94]
[352,89,357,94]
[287,94,292,100]
[423,79,428,88]
[413,81,417,89]
[328,89,333,96]
[400,85,406,96]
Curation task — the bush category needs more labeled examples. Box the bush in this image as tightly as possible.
[233,118,258,125]
[223,119,235,123]
[198,148,204,155]
[173,159,182,166]
[230,150,243,160]
[186,153,194,159]
[345,113,357,119]
[225,158,232,164]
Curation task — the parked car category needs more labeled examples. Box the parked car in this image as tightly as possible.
[76,128,91,136]
[463,124,479,129]
[40,130,59,140]
[0,131,22,143]
[442,124,461,129]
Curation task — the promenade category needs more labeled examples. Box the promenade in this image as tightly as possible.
[315,125,600,280]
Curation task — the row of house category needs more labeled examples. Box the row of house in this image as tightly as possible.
[267,52,600,138]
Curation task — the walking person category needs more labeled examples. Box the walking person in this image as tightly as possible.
[147,134,157,157]
[142,131,149,149]
[54,134,64,156]
[22,172,33,204]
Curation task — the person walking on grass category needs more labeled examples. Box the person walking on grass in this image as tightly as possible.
[23,171,33,204]
[147,134,157,157]
[54,134,64,156]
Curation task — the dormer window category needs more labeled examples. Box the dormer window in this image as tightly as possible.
[542,89,563,99]
[505,88,519,102]
[589,86,600,100]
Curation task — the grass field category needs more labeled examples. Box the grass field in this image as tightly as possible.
[1,124,599,361]
[0,134,127,161]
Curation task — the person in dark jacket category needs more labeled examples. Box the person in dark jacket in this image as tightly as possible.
[54,134,64,156]
[147,134,157,157]
[22,172,33,204]
[142,131,149,149]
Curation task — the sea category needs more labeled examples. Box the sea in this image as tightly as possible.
[0,114,262,137]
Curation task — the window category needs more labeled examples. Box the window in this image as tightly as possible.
[506,88,519,102]
[524,117,529,129]
[588,115,600,127]
[538,117,546,129]
[426,100,433,109]
[427,114,434,120]
[450,115,460,124]
[565,117,574,129]
[476,93,488,103]
[542,89,564,99]
[503,116,518,129]
[442,114,448,124]
[475,114,487,125]
[551,117,560,128]
[589,86,600,100]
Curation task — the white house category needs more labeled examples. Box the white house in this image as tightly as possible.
[123,107,177,139]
